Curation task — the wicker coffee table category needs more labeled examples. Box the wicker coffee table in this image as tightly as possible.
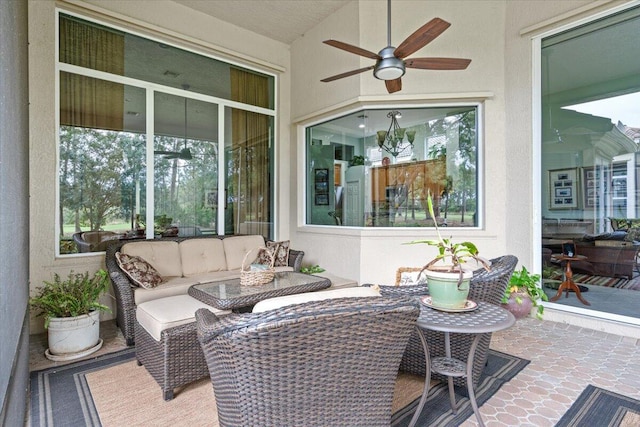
[188,271,331,310]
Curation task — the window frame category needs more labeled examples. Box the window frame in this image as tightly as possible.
[55,8,278,257]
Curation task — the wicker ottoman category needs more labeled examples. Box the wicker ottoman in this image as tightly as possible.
[135,294,230,400]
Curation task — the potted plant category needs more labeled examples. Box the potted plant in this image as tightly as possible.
[300,265,326,275]
[29,270,111,361]
[501,266,548,319]
[406,192,490,309]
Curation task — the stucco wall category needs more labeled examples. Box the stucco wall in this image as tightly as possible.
[290,0,509,284]
[289,0,623,286]
[27,0,292,334]
[1,0,30,422]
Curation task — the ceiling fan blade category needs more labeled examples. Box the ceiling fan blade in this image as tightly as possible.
[405,57,471,70]
[385,78,402,94]
[154,150,175,155]
[323,40,381,60]
[321,66,375,82]
[394,18,451,59]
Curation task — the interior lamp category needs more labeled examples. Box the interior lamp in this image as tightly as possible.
[376,110,415,158]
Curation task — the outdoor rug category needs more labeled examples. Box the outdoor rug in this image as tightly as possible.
[30,348,528,427]
[555,385,640,427]
[391,349,529,427]
[548,273,640,290]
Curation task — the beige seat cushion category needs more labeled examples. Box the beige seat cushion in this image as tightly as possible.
[222,235,266,271]
[136,294,230,341]
[179,238,227,276]
[252,286,380,313]
[122,241,182,277]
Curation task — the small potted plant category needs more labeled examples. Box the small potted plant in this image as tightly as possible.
[29,270,111,361]
[300,265,326,275]
[501,266,548,319]
[406,191,490,309]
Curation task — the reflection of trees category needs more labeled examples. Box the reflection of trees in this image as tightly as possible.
[59,126,136,233]
[154,137,218,229]
[426,110,477,223]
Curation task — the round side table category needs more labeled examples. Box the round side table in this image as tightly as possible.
[408,301,516,427]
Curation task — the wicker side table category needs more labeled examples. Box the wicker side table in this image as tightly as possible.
[409,301,516,427]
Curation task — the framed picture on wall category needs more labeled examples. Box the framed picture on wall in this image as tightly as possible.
[314,168,329,205]
[582,166,600,209]
[548,168,578,209]
[315,194,329,205]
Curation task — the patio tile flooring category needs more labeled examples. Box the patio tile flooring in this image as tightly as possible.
[29,317,640,426]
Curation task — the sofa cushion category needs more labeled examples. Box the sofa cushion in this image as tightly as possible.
[252,286,380,313]
[179,238,228,277]
[115,252,164,289]
[136,294,230,341]
[132,271,243,305]
[223,235,266,271]
[121,241,182,277]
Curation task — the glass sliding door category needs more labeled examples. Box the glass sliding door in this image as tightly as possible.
[154,92,219,236]
[540,5,640,319]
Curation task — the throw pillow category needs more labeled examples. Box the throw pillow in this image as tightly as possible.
[115,252,164,289]
[268,240,290,267]
[255,245,277,267]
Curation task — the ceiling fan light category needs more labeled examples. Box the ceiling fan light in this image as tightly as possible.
[374,59,405,80]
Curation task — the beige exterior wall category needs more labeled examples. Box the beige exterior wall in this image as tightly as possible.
[289,0,624,284]
[27,0,291,334]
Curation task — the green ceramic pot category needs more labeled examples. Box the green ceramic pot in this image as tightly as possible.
[425,268,473,309]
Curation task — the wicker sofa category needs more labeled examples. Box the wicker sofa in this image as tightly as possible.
[105,235,304,345]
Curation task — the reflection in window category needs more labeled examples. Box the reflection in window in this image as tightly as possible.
[57,13,276,254]
[305,106,480,228]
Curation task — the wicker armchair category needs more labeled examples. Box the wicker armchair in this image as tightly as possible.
[196,296,420,427]
[377,255,518,387]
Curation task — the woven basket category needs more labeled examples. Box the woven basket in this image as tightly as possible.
[240,248,275,286]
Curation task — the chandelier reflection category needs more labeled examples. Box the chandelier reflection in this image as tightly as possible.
[376,111,416,158]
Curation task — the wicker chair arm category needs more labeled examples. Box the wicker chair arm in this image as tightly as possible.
[288,249,304,271]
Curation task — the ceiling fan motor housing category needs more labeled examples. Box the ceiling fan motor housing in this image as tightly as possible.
[374,46,405,80]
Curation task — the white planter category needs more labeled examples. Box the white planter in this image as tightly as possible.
[45,310,102,361]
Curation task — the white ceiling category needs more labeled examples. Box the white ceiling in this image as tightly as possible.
[173,0,351,44]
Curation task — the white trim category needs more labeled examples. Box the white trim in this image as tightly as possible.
[520,0,640,37]
[532,37,543,275]
[293,92,494,125]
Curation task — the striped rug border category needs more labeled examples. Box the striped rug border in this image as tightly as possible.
[555,385,640,427]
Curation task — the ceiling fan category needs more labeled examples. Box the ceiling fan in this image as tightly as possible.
[154,147,193,160]
[154,91,193,160]
[320,0,471,94]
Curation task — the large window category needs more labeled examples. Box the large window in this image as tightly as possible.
[540,5,640,319]
[57,12,276,254]
[305,106,480,228]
